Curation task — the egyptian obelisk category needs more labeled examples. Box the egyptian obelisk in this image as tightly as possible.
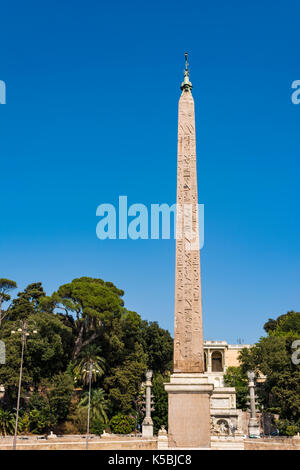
[165,54,213,448]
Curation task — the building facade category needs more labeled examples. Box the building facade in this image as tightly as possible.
[204,341,252,435]
[204,341,251,387]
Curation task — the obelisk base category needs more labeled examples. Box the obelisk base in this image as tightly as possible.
[164,374,214,448]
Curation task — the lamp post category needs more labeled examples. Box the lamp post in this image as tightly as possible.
[142,370,154,438]
[83,362,99,450]
[247,370,260,438]
[11,321,37,450]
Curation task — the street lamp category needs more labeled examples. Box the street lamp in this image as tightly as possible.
[11,320,37,450]
[247,370,260,438]
[82,362,99,450]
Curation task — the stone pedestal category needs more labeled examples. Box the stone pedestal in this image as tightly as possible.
[165,373,214,448]
[157,426,168,449]
[142,419,154,438]
[248,418,260,438]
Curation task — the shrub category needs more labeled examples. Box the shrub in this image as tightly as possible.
[109,413,135,434]
[90,418,104,435]
[70,407,88,434]
[0,409,15,436]
[28,409,51,434]
[276,419,299,436]
[286,425,299,436]
[19,411,30,434]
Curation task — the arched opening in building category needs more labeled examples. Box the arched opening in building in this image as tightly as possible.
[204,352,207,371]
[211,351,223,372]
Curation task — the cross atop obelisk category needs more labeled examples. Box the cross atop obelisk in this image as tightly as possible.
[173,52,204,373]
[165,54,213,448]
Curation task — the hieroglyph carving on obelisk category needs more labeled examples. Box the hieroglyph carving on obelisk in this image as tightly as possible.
[174,53,204,374]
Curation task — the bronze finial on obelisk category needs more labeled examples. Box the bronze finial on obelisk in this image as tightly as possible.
[165,54,213,449]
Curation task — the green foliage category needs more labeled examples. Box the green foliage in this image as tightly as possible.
[19,411,30,434]
[151,373,169,434]
[90,419,105,435]
[53,277,125,359]
[27,391,50,414]
[264,311,300,336]
[286,425,299,436]
[104,343,148,414]
[0,278,17,326]
[0,279,17,297]
[8,283,45,321]
[26,374,73,431]
[28,409,51,434]
[0,408,15,435]
[223,366,248,410]
[0,276,173,434]
[263,318,278,334]
[109,413,136,434]
[74,345,105,386]
[141,321,173,373]
[44,372,74,425]
[68,406,105,435]
[276,419,299,436]
[0,312,73,394]
[79,388,108,423]
[70,407,89,434]
[0,279,17,304]
[240,311,300,424]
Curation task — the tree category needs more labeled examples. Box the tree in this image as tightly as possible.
[151,373,169,433]
[46,277,125,359]
[0,408,15,435]
[239,311,300,432]
[276,419,299,436]
[41,373,74,427]
[263,318,278,334]
[74,345,105,386]
[104,343,148,414]
[263,311,300,336]
[8,283,45,322]
[141,321,173,372]
[223,366,248,410]
[0,278,17,327]
[0,275,175,432]
[27,392,51,433]
[78,388,108,423]
[109,413,136,434]
[27,409,51,434]
[0,312,73,403]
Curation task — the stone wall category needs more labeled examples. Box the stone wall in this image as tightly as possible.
[245,437,300,450]
[0,436,157,451]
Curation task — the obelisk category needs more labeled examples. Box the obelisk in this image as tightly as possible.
[165,54,213,448]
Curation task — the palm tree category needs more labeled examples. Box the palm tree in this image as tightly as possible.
[74,345,105,386]
[0,409,15,436]
[79,388,108,423]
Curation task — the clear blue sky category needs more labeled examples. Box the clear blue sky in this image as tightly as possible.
[0,0,299,344]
